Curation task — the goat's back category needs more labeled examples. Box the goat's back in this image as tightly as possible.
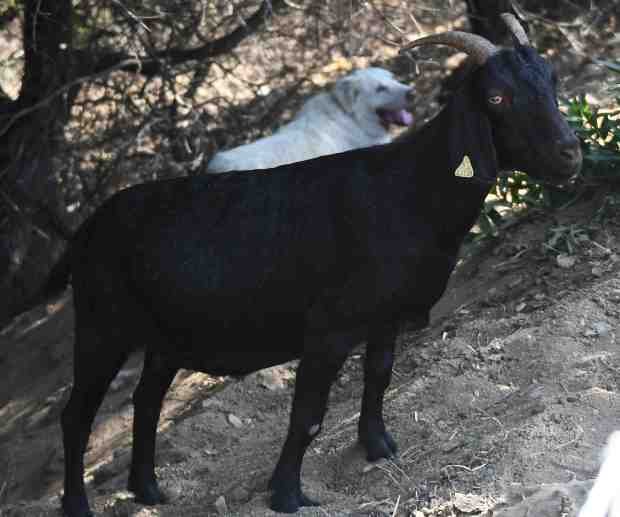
[70,154,369,344]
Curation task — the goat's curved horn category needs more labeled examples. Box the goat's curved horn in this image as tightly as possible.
[402,31,498,66]
[500,13,529,45]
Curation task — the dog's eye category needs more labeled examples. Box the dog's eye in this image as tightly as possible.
[376,85,388,93]
[488,95,503,105]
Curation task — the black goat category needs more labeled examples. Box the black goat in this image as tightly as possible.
[54,14,581,517]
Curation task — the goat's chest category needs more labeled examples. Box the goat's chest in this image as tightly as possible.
[395,246,457,307]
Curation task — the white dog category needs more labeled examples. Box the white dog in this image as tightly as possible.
[206,67,413,173]
[579,431,620,517]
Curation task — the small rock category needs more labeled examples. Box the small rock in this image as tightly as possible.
[591,266,604,277]
[515,302,527,313]
[164,485,183,502]
[202,398,224,409]
[230,485,250,502]
[454,492,489,513]
[556,254,576,268]
[592,321,612,337]
[256,365,294,390]
[214,495,228,515]
[227,413,243,428]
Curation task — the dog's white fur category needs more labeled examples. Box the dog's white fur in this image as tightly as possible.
[207,67,413,173]
[579,431,620,517]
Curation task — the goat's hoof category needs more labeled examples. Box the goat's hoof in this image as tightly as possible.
[61,494,94,517]
[128,478,168,505]
[270,488,319,513]
[360,429,398,462]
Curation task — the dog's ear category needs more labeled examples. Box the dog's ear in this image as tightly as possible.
[332,77,360,114]
[445,87,498,184]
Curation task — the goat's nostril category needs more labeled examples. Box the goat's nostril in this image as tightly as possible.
[560,146,579,163]
[556,138,581,164]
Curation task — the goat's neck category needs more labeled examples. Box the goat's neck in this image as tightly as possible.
[393,99,497,251]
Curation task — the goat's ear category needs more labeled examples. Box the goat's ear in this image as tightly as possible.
[446,88,498,183]
[332,78,360,114]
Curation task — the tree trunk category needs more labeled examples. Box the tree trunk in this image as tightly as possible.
[0,0,73,327]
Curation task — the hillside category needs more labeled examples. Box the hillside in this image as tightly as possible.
[1,194,618,516]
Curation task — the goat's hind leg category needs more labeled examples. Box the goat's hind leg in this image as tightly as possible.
[128,350,177,505]
[61,327,131,517]
[358,323,398,461]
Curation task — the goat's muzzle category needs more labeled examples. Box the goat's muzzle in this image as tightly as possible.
[554,135,583,178]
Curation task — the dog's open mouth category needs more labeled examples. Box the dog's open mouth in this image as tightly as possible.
[377,108,413,128]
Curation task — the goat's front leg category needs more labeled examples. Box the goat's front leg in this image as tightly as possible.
[269,334,352,513]
[358,323,398,461]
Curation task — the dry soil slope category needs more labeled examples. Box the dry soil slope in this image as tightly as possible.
[1,199,619,517]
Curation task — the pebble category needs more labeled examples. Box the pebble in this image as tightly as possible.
[454,492,489,513]
[584,321,612,338]
[256,365,293,390]
[214,495,228,515]
[556,254,576,268]
[202,398,224,409]
[227,413,243,428]
[592,321,612,337]
[230,485,250,502]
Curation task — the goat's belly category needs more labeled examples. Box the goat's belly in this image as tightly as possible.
[154,310,306,375]
[169,347,301,376]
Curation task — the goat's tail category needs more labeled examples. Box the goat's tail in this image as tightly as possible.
[36,247,73,306]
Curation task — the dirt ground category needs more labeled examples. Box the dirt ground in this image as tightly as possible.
[0,192,619,517]
[1,3,619,516]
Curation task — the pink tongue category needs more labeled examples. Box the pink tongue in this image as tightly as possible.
[383,109,413,126]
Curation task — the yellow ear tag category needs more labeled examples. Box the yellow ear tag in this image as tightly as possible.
[454,155,474,178]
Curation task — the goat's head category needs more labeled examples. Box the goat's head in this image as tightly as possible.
[404,14,582,183]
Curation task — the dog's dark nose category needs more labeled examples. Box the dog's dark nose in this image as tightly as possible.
[406,88,415,102]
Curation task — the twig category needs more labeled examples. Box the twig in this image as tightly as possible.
[0,58,140,138]
[442,463,488,472]
[366,1,406,36]
[391,494,401,517]
[111,0,151,32]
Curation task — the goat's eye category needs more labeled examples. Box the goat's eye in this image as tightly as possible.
[376,85,388,92]
[488,95,503,105]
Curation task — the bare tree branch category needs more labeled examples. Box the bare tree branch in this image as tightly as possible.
[85,0,288,78]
